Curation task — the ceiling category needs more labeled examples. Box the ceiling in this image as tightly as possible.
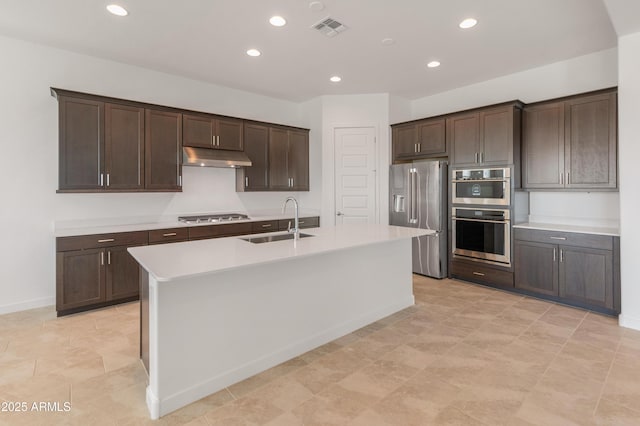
[0,0,620,102]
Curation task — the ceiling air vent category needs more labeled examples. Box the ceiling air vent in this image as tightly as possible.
[312,17,348,38]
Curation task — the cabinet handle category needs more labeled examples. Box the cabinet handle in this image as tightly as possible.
[100,173,104,186]
[291,177,294,187]
[553,248,557,262]
[217,135,220,146]
[261,224,272,228]
[566,172,570,185]
[549,236,567,240]
[211,135,215,146]
[472,272,485,276]
[101,252,104,266]
[299,221,305,225]
[107,251,111,265]
[480,152,483,163]
[245,176,249,187]
[163,232,177,237]
[560,172,564,185]
[475,152,479,163]
[179,175,182,187]
[560,249,564,263]
[106,173,110,187]
[418,143,421,152]
[98,238,115,243]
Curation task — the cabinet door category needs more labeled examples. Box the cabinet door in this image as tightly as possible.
[183,114,214,148]
[448,113,480,166]
[392,124,417,160]
[288,130,309,191]
[514,241,559,296]
[216,118,244,151]
[559,246,613,310]
[105,103,144,190]
[58,97,104,190]
[523,102,565,189]
[565,92,617,189]
[145,109,182,190]
[106,246,141,301]
[239,123,269,191]
[480,107,514,165]
[417,119,446,155]
[269,128,290,190]
[56,249,105,311]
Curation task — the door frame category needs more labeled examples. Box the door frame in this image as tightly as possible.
[329,125,380,225]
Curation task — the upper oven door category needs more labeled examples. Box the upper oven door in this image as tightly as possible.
[452,168,511,206]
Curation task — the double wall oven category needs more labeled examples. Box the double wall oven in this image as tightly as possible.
[451,167,512,267]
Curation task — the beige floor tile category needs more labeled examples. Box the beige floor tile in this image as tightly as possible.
[204,395,283,426]
[594,397,640,426]
[0,276,635,425]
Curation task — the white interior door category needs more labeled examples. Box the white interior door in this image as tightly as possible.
[334,127,377,224]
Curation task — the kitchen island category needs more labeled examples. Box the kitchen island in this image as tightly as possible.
[128,224,431,419]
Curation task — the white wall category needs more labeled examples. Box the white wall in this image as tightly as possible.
[318,94,391,227]
[412,48,618,118]
[617,32,640,329]
[0,35,320,314]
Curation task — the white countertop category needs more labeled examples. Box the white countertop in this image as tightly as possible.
[53,211,319,237]
[128,224,432,282]
[513,222,619,237]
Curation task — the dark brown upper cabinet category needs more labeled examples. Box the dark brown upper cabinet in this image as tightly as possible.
[145,109,182,191]
[268,127,309,191]
[236,123,269,191]
[392,118,446,163]
[183,113,243,151]
[57,96,104,190]
[523,89,617,190]
[448,103,522,168]
[105,103,145,190]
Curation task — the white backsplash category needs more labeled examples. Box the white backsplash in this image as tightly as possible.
[527,191,620,229]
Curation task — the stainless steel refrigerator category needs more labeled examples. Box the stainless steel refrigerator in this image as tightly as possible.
[389,160,447,278]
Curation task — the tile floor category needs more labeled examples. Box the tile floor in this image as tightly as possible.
[1,275,640,425]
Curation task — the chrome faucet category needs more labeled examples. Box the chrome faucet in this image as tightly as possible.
[282,196,300,240]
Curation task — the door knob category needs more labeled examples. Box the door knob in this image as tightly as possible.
[336,212,344,216]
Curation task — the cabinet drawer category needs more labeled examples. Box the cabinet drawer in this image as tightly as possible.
[252,220,279,233]
[148,228,189,244]
[451,259,514,288]
[188,222,252,240]
[57,231,148,252]
[278,216,320,231]
[514,228,613,250]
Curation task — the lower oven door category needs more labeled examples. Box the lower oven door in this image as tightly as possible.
[452,216,510,265]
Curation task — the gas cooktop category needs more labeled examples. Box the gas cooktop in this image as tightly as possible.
[178,213,250,224]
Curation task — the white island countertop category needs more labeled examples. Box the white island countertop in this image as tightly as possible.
[129,224,431,282]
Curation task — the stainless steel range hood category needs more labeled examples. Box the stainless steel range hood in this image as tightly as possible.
[182,147,252,168]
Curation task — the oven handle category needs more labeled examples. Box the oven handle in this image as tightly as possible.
[451,179,509,183]
[451,217,509,224]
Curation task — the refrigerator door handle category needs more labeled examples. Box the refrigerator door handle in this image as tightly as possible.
[409,168,418,224]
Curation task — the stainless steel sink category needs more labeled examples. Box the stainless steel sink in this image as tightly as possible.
[241,233,314,244]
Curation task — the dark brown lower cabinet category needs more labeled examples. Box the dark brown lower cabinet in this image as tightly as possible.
[514,228,619,314]
[450,258,514,289]
[56,231,148,316]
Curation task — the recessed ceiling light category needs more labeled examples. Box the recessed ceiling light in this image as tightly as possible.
[459,18,477,29]
[309,1,325,11]
[427,61,441,68]
[330,76,342,83]
[106,4,128,16]
[269,16,287,27]
[246,49,261,57]
[381,38,395,46]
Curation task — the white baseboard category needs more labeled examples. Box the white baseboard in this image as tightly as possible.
[0,297,54,315]
[619,314,640,331]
